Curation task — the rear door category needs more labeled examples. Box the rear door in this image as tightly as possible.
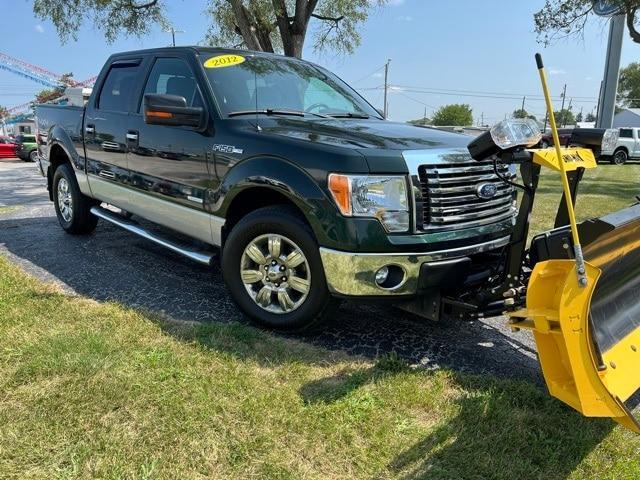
[85,58,144,203]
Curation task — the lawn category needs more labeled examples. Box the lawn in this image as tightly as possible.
[1,164,639,479]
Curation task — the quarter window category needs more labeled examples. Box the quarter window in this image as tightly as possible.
[620,128,633,138]
[98,64,140,112]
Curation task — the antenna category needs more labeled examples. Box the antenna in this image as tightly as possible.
[254,66,261,132]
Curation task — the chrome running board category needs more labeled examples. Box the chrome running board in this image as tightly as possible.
[90,206,216,266]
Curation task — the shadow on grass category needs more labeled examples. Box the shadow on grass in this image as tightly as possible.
[298,357,613,480]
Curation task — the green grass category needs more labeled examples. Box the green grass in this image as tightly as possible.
[529,163,640,236]
[1,255,640,479]
[1,164,639,478]
[0,206,18,215]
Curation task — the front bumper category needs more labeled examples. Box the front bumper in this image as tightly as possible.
[319,235,510,297]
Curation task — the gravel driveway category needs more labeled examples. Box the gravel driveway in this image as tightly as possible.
[0,159,541,381]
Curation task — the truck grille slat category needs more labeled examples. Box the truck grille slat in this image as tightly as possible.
[417,160,516,231]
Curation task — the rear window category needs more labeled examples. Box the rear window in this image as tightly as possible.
[98,63,140,112]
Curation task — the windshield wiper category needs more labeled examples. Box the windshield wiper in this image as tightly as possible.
[326,112,371,119]
[227,109,329,119]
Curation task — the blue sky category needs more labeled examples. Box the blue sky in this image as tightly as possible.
[3,0,639,123]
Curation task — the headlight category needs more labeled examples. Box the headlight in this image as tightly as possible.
[328,174,410,232]
[469,118,542,160]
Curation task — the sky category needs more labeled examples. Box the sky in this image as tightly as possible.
[2,0,639,124]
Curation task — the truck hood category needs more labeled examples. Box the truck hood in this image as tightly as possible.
[258,117,470,151]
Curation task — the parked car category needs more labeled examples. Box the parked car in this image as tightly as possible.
[36,46,521,330]
[15,133,38,162]
[539,128,573,148]
[0,136,16,158]
[599,127,640,164]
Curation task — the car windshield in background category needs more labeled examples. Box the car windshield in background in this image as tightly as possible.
[200,53,381,119]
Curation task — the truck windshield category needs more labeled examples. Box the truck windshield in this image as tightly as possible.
[200,53,381,119]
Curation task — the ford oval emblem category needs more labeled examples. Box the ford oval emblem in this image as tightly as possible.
[476,183,498,200]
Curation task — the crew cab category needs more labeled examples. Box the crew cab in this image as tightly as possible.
[36,47,518,330]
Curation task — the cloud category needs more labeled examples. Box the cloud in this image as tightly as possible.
[372,72,384,78]
[585,76,593,81]
[34,24,44,33]
[396,15,413,21]
[549,68,566,75]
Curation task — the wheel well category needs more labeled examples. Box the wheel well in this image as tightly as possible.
[615,146,628,154]
[46,144,71,200]
[222,187,310,244]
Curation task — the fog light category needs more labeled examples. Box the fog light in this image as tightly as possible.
[374,265,405,290]
[375,266,390,286]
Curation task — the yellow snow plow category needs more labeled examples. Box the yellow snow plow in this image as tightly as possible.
[466,54,640,432]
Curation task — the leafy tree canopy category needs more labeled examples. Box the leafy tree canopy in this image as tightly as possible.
[618,62,640,108]
[512,108,536,120]
[585,112,597,122]
[205,0,388,58]
[431,104,473,126]
[534,0,640,45]
[554,108,576,126]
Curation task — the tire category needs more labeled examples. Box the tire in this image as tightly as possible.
[613,148,628,165]
[29,149,38,162]
[540,140,549,149]
[52,163,99,234]
[222,205,336,331]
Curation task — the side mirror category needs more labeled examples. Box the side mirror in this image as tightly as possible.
[143,94,205,129]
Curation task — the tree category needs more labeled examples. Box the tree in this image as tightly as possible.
[32,0,166,43]
[586,112,596,122]
[0,106,8,119]
[35,73,75,104]
[431,104,473,126]
[554,108,576,126]
[534,0,640,46]
[204,0,388,58]
[575,111,583,122]
[618,62,640,107]
[512,108,536,120]
[408,116,431,127]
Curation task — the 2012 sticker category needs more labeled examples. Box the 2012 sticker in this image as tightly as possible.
[204,54,246,68]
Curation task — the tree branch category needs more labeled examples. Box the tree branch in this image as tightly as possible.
[127,0,159,9]
[626,6,640,43]
[310,13,345,22]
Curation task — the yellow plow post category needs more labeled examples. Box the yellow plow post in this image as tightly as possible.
[508,54,640,433]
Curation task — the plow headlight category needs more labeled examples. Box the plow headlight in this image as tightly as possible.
[469,118,542,160]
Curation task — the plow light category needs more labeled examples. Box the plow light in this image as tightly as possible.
[468,118,542,161]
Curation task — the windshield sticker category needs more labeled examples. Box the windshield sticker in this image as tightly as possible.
[204,54,246,69]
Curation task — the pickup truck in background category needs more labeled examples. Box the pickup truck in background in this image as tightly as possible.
[600,127,640,164]
[36,46,519,330]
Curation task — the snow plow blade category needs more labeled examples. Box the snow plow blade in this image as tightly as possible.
[510,205,640,433]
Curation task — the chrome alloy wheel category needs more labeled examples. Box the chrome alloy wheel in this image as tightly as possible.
[57,178,73,222]
[240,233,311,314]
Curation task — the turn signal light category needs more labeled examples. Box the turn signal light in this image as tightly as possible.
[328,174,352,215]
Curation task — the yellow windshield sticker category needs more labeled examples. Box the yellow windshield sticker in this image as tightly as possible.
[204,54,246,69]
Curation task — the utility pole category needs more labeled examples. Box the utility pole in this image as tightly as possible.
[383,59,391,119]
[560,84,567,126]
[423,106,427,125]
[521,96,526,115]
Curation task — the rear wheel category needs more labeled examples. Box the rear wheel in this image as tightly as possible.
[52,163,98,234]
[613,148,628,165]
[222,206,336,331]
[29,149,38,162]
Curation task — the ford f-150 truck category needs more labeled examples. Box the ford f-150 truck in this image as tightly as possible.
[36,46,518,330]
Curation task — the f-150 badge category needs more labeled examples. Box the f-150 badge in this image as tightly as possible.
[213,144,243,155]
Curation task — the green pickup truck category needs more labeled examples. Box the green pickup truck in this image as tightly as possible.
[15,134,38,162]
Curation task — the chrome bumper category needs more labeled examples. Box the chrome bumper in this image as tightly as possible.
[319,235,511,297]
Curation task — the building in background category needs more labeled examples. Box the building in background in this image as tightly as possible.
[613,108,640,128]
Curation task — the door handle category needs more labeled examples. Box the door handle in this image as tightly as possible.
[85,125,95,134]
[126,132,138,141]
[98,170,115,179]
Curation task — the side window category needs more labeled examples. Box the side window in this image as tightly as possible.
[97,64,140,112]
[141,57,203,112]
[620,128,633,138]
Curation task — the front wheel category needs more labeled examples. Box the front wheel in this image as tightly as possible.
[52,163,99,234]
[29,150,38,162]
[222,206,336,331]
[613,149,628,165]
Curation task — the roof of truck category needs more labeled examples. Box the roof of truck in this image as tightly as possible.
[109,46,296,61]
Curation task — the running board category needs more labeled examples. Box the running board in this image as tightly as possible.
[90,206,216,266]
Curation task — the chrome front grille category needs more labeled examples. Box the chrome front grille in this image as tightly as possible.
[418,161,516,231]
